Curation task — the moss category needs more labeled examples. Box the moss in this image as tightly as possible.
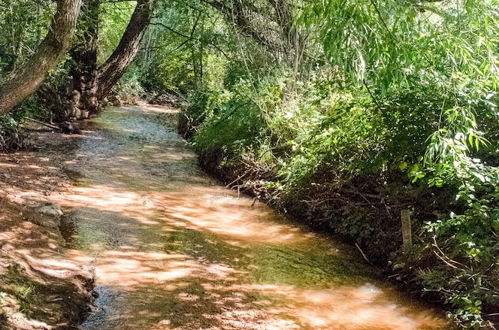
[0,265,44,318]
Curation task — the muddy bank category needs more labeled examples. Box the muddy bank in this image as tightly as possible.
[0,131,94,329]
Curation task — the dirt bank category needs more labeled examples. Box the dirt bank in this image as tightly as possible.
[0,130,94,329]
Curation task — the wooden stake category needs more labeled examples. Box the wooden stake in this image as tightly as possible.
[401,209,412,248]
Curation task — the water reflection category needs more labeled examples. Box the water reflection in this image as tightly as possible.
[55,106,448,329]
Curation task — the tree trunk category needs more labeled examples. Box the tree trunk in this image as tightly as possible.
[70,0,101,119]
[0,0,83,116]
[96,0,155,99]
[51,0,155,122]
[49,0,101,122]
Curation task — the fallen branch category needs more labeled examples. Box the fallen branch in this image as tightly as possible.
[24,117,60,131]
[341,186,382,200]
[432,236,468,271]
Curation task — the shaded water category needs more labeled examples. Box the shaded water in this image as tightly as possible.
[58,106,448,329]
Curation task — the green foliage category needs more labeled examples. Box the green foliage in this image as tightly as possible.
[0,0,54,76]
[115,64,146,100]
[143,51,196,93]
[300,0,499,92]
[295,2,499,324]
[278,91,384,188]
[191,77,274,157]
[98,1,136,63]
[0,115,23,152]
[0,96,43,151]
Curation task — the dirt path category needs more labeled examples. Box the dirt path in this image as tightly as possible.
[23,105,450,329]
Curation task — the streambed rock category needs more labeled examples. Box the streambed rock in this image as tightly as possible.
[23,203,65,229]
[37,204,64,217]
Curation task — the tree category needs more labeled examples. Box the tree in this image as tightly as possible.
[45,0,156,122]
[0,0,83,116]
[97,0,155,99]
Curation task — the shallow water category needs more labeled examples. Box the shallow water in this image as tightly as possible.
[58,106,448,329]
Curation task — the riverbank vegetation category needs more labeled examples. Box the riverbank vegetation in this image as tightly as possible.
[0,0,497,327]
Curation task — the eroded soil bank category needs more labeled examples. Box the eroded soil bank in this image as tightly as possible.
[2,105,450,329]
[0,130,94,329]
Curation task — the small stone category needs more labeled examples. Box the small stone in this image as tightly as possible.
[37,205,63,217]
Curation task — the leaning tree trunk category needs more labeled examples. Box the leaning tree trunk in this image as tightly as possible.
[0,0,83,115]
[96,0,155,100]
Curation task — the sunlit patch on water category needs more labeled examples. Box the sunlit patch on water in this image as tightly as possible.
[202,193,241,203]
[52,106,449,329]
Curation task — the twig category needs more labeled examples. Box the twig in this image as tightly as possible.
[225,169,251,188]
[432,236,468,270]
[341,186,382,200]
[355,242,374,266]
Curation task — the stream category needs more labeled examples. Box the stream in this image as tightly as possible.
[57,105,447,329]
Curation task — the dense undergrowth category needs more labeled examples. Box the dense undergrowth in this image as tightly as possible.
[0,97,45,152]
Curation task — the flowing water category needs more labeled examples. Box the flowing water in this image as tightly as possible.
[57,106,448,329]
